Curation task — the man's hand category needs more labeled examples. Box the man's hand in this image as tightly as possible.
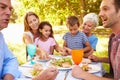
[3,74,14,80]
[32,67,58,80]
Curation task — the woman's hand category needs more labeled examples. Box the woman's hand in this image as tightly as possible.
[32,67,58,80]
[88,55,99,62]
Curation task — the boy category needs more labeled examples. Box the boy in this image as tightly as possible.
[62,16,91,57]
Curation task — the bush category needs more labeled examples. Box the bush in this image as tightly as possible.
[7,42,26,65]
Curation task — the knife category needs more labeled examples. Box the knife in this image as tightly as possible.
[64,70,69,80]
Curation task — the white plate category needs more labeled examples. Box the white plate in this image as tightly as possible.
[81,58,92,64]
[36,59,50,62]
[80,64,101,73]
[19,67,33,78]
[46,60,72,71]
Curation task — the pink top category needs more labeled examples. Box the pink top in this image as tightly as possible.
[35,37,56,54]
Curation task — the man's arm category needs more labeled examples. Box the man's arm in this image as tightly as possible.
[2,37,21,79]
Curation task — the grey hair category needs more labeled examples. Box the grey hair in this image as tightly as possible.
[83,13,99,27]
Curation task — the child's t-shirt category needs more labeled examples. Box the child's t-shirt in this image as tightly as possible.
[63,31,88,49]
[35,37,56,54]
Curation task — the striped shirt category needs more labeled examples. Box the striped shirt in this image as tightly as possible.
[63,31,88,49]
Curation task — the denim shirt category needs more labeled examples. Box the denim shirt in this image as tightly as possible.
[0,32,21,79]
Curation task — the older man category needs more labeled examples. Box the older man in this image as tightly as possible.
[0,0,21,79]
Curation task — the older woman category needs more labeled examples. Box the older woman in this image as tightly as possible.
[82,13,99,57]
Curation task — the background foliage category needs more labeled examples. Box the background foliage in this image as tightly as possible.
[12,0,101,25]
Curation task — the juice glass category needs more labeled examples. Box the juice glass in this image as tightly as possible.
[72,49,84,65]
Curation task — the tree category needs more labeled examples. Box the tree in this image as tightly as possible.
[12,0,101,26]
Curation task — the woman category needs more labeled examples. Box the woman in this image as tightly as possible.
[23,12,65,60]
[23,12,48,60]
[82,13,98,57]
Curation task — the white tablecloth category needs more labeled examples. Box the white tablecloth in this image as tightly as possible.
[17,55,104,80]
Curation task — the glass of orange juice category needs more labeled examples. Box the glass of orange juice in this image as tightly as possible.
[71,49,84,65]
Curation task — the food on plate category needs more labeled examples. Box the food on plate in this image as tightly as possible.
[35,55,51,61]
[54,51,62,56]
[81,64,92,71]
[31,63,43,76]
[50,57,72,68]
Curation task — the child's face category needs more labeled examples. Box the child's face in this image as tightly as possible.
[27,15,39,31]
[82,20,94,34]
[67,24,79,36]
[39,25,51,38]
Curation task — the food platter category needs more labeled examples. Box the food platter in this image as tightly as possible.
[19,63,43,78]
[35,56,51,62]
[80,64,101,73]
[46,60,72,71]
[46,57,73,71]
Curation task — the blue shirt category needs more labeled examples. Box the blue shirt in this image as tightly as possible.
[87,34,98,51]
[0,32,21,79]
[63,31,88,49]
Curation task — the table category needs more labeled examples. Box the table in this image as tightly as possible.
[18,55,104,80]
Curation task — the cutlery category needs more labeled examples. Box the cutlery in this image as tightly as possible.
[64,70,69,80]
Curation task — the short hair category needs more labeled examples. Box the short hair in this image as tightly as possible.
[114,0,120,12]
[83,13,99,27]
[66,16,80,27]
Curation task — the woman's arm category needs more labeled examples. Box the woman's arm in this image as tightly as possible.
[50,46,54,55]
[23,33,33,44]
[88,55,109,63]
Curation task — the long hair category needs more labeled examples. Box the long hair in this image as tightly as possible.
[24,12,40,32]
[38,21,54,38]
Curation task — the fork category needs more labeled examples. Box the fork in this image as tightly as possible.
[64,70,69,80]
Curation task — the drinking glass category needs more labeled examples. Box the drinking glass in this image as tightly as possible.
[26,44,36,64]
[71,49,84,65]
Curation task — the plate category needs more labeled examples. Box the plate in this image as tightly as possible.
[36,59,50,62]
[80,64,101,73]
[19,67,33,78]
[81,58,92,64]
[35,56,51,62]
[46,59,73,71]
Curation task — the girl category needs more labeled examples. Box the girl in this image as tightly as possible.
[23,12,48,60]
[35,21,56,55]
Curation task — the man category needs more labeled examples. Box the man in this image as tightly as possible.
[0,0,21,79]
[0,0,58,80]
[72,0,120,80]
